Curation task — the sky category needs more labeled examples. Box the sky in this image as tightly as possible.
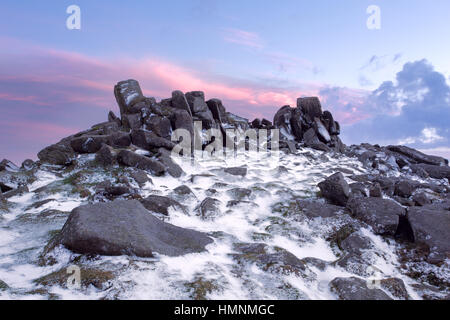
[1,0,450,163]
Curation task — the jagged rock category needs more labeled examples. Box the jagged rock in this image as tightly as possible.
[297,97,323,123]
[251,118,262,128]
[346,197,405,235]
[380,278,409,300]
[387,145,448,166]
[91,121,120,134]
[38,140,75,165]
[314,118,331,143]
[170,109,194,136]
[185,91,208,114]
[318,172,350,206]
[350,183,368,198]
[412,192,431,206]
[0,279,9,291]
[0,182,14,193]
[407,207,450,263]
[303,128,330,152]
[47,200,212,257]
[95,144,114,166]
[114,79,145,116]
[0,159,18,172]
[196,197,221,220]
[369,183,382,198]
[130,129,174,151]
[330,277,392,300]
[322,111,338,135]
[206,99,226,123]
[129,169,152,187]
[108,110,121,126]
[411,164,450,181]
[117,150,166,176]
[340,232,373,253]
[140,195,186,215]
[156,148,184,178]
[144,115,172,139]
[109,132,131,148]
[171,90,192,116]
[224,166,247,177]
[394,180,418,198]
[121,113,142,131]
[297,200,343,218]
[70,135,111,154]
[173,185,194,196]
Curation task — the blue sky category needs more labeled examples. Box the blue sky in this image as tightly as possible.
[1,0,450,162]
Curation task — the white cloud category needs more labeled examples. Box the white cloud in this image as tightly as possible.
[397,127,444,145]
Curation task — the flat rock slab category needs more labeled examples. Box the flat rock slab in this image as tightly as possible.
[330,277,392,300]
[53,200,213,257]
[346,197,405,235]
[407,207,450,263]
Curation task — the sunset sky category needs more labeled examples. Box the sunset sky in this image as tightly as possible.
[1,0,450,163]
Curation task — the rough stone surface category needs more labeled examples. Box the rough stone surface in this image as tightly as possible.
[318,172,350,207]
[346,197,405,235]
[330,277,392,300]
[117,150,166,176]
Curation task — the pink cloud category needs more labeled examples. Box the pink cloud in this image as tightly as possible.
[222,28,264,49]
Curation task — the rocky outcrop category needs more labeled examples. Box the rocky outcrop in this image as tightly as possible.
[318,172,350,206]
[269,97,344,153]
[47,200,213,257]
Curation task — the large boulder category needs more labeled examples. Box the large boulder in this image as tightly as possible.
[297,97,323,123]
[121,113,142,131]
[318,172,350,206]
[49,200,213,257]
[117,150,166,176]
[346,197,405,235]
[407,207,450,263]
[171,90,192,116]
[387,145,448,166]
[130,129,175,151]
[185,91,208,114]
[38,140,75,165]
[170,109,194,136]
[140,195,186,215]
[411,164,450,181]
[114,79,145,116]
[330,277,392,300]
[144,115,172,139]
[156,148,184,178]
[206,99,227,123]
[70,135,112,154]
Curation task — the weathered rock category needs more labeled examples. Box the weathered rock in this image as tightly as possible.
[340,232,373,253]
[407,207,450,263]
[196,197,221,220]
[369,183,382,198]
[109,132,131,148]
[314,118,331,143]
[173,185,194,197]
[38,141,75,165]
[170,109,194,136]
[71,135,113,154]
[156,148,184,178]
[141,195,186,215]
[144,115,172,139]
[297,200,343,218]
[224,166,247,177]
[0,159,18,172]
[412,164,450,181]
[49,200,212,257]
[227,188,252,201]
[297,97,323,123]
[171,90,192,116]
[108,110,121,126]
[117,150,166,176]
[330,277,392,300]
[0,279,9,291]
[387,145,448,166]
[318,172,350,206]
[130,129,175,151]
[394,180,418,198]
[185,91,208,114]
[303,128,330,152]
[349,183,368,198]
[346,197,405,235]
[412,192,431,206]
[114,79,145,116]
[322,111,338,135]
[206,99,226,123]
[380,278,409,300]
[121,113,142,131]
[129,169,152,187]
[95,144,114,166]
[273,105,292,128]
